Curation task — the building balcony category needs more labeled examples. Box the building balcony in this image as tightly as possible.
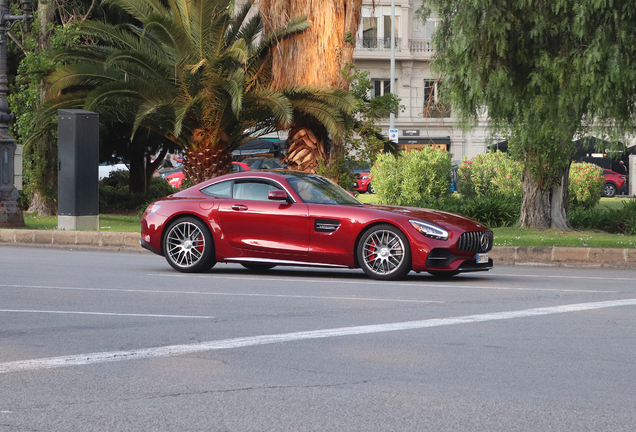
[357,37,402,51]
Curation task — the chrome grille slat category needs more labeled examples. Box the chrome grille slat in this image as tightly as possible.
[457,231,493,253]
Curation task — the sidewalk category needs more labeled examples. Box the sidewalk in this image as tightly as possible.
[1,228,636,268]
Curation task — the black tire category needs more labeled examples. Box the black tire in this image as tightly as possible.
[428,271,460,278]
[367,183,376,194]
[603,182,617,198]
[163,217,216,273]
[357,224,411,280]
[241,263,276,271]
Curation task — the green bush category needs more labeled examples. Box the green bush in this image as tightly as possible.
[418,194,522,228]
[458,151,522,197]
[569,199,636,235]
[99,172,175,212]
[371,148,452,206]
[568,162,604,209]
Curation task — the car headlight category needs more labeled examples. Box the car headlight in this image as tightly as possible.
[409,220,449,240]
[360,175,370,180]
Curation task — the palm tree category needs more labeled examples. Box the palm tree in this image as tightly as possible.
[257,0,363,173]
[40,0,354,184]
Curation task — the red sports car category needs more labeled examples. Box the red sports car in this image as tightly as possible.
[164,161,250,189]
[141,171,493,280]
[353,172,375,194]
[601,168,627,197]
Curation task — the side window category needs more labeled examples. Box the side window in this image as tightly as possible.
[233,181,281,201]
[200,180,232,198]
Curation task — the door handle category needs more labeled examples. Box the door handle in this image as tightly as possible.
[231,205,248,211]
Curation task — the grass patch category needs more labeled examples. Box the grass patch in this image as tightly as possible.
[491,227,635,248]
[21,212,141,232]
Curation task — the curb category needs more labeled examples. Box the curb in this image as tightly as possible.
[0,229,144,253]
[1,229,636,268]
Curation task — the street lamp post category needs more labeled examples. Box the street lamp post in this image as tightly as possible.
[0,0,32,226]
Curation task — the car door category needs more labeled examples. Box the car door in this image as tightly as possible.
[217,179,310,255]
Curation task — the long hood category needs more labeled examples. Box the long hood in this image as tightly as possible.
[360,204,489,231]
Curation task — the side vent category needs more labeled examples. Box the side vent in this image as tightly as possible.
[314,219,341,233]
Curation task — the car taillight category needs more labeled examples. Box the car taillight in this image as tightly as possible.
[145,204,161,214]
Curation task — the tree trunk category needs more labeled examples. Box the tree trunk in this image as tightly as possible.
[128,142,146,193]
[259,0,362,173]
[24,0,57,216]
[283,127,328,173]
[26,190,56,216]
[519,165,571,230]
[182,129,233,184]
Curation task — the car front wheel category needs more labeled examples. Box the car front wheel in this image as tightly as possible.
[163,217,216,273]
[603,182,617,198]
[367,183,376,194]
[357,224,411,280]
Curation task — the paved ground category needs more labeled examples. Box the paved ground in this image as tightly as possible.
[1,246,635,431]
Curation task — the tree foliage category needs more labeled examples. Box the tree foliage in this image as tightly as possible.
[421,0,636,229]
[37,0,354,184]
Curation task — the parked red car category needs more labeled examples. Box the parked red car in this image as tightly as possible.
[164,161,250,188]
[353,172,375,194]
[601,169,627,197]
[141,171,493,280]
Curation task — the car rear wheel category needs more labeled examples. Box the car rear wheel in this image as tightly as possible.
[241,263,276,271]
[163,217,216,273]
[357,224,411,280]
[603,182,617,198]
[367,183,376,194]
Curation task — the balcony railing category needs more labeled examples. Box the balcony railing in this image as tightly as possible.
[409,39,433,52]
[357,37,402,51]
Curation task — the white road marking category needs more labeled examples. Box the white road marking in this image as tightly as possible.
[2,298,635,374]
[495,273,636,282]
[0,284,442,304]
[0,309,214,319]
[147,273,616,293]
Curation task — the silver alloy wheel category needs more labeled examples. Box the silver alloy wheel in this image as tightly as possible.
[361,229,405,275]
[166,221,206,269]
[368,183,376,194]
[603,183,616,197]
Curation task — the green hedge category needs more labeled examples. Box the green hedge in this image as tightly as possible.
[568,162,604,209]
[99,171,175,213]
[569,200,636,235]
[458,151,522,198]
[371,147,452,206]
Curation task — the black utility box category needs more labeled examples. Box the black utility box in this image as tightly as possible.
[57,109,99,217]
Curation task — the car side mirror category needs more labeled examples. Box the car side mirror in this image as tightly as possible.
[268,190,290,201]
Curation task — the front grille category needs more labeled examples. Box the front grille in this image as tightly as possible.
[457,231,493,253]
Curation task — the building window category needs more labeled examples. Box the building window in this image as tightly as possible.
[360,6,401,50]
[424,11,440,40]
[424,80,441,105]
[371,79,398,98]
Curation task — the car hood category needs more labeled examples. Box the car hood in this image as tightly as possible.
[360,204,489,231]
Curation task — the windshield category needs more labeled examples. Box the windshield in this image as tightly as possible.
[287,175,361,205]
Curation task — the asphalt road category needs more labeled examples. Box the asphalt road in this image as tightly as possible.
[1,246,635,431]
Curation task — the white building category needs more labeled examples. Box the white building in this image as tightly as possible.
[354,0,490,163]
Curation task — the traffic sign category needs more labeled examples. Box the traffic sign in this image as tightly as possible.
[389,129,398,143]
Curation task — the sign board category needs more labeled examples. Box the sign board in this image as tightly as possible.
[389,129,399,143]
[403,130,420,136]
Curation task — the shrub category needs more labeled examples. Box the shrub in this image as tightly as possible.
[569,199,636,235]
[458,151,522,198]
[568,162,604,209]
[418,194,521,228]
[98,172,175,212]
[371,148,452,206]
